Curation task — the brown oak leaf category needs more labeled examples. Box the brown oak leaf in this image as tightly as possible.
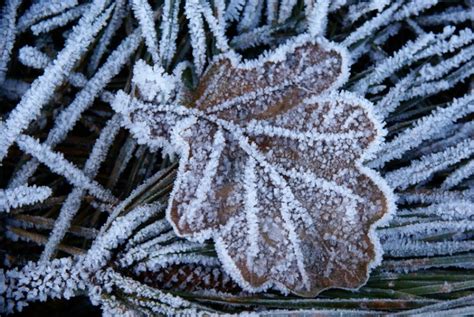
[112,34,395,296]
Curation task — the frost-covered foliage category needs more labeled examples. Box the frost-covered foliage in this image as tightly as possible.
[112,34,395,296]
[0,185,52,212]
[1,0,473,315]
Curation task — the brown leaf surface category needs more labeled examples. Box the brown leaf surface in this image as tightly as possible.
[114,34,394,296]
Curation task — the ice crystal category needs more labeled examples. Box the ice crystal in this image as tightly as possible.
[1,0,473,314]
[112,34,394,295]
[0,185,52,212]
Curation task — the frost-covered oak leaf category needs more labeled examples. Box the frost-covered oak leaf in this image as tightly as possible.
[112,34,394,296]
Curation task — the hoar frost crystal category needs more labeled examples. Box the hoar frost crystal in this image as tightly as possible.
[112,33,395,296]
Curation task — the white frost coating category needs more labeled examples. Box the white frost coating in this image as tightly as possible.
[118,33,395,296]
[418,45,474,82]
[230,23,288,50]
[159,0,180,66]
[132,59,177,102]
[100,166,176,233]
[208,33,351,83]
[278,0,298,23]
[8,30,141,188]
[420,27,474,57]
[124,240,202,269]
[442,160,474,189]
[83,203,162,271]
[41,29,140,147]
[392,0,439,21]
[225,0,246,21]
[87,0,127,74]
[306,0,329,37]
[345,0,390,23]
[230,133,313,290]
[0,185,52,212]
[402,63,474,102]
[126,218,170,248]
[353,31,435,94]
[329,0,348,12]
[140,254,221,275]
[18,46,52,69]
[131,0,160,64]
[380,221,474,242]
[373,72,414,119]
[371,94,474,168]
[213,0,226,27]
[184,129,225,224]
[343,1,401,47]
[17,0,79,32]
[346,93,396,277]
[0,2,112,161]
[15,134,116,203]
[110,90,176,156]
[237,0,263,32]
[0,0,21,85]
[200,0,230,52]
[243,157,260,270]
[383,240,474,257]
[39,116,121,263]
[265,0,278,24]
[184,0,207,75]
[417,6,473,26]
[17,44,92,89]
[344,0,439,48]
[396,201,474,221]
[123,232,177,266]
[386,139,474,190]
[3,257,88,313]
[371,29,474,118]
[95,269,197,315]
[30,4,89,35]
[353,26,474,96]
[398,189,473,205]
[373,23,401,48]
[4,1,473,313]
